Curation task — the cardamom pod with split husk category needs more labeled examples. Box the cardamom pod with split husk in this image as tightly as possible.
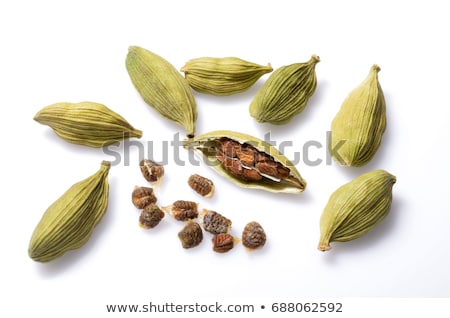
[183,130,306,194]
[318,169,396,252]
[180,57,273,96]
[249,55,320,125]
[330,65,386,167]
[28,161,110,262]
[33,102,142,148]
[126,46,197,138]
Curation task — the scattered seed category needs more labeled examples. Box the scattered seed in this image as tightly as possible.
[178,221,203,249]
[188,173,215,197]
[132,186,157,209]
[202,209,232,234]
[139,203,165,229]
[242,221,266,249]
[212,233,235,253]
[164,200,199,221]
[140,159,164,184]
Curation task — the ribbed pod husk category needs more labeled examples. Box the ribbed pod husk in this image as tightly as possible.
[28,161,110,262]
[249,55,320,124]
[126,46,197,137]
[184,130,306,194]
[181,57,273,96]
[330,65,386,166]
[33,102,142,148]
[318,170,396,251]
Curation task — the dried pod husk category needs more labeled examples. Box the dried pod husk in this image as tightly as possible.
[178,221,203,249]
[163,200,199,221]
[242,221,266,250]
[249,55,320,125]
[330,65,386,167]
[202,209,232,234]
[28,161,110,262]
[126,46,197,138]
[131,186,157,209]
[140,159,164,185]
[187,173,215,197]
[183,130,306,194]
[180,57,273,96]
[318,170,396,252]
[33,102,142,148]
[139,203,165,229]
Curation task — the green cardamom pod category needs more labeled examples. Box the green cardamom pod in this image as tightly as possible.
[180,57,273,96]
[249,55,320,124]
[126,46,197,137]
[318,170,396,252]
[34,102,142,148]
[330,65,386,166]
[28,161,110,262]
[183,130,306,194]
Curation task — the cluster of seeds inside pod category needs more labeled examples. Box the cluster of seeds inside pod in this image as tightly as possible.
[215,137,291,182]
[131,159,267,253]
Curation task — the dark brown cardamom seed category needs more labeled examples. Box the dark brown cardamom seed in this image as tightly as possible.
[242,221,266,249]
[178,221,203,248]
[139,203,165,229]
[202,209,232,234]
[132,186,157,209]
[188,174,215,197]
[212,233,235,253]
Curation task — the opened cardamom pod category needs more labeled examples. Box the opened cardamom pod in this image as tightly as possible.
[28,161,111,262]
[126,46,198,138]
[249,55,320,125]
[330,65,386,166]
[183,130,306,194]
[34,102,142,148]
[318,169,396,252]
[181,57,272,95]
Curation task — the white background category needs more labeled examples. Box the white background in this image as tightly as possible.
[1,0,450,316]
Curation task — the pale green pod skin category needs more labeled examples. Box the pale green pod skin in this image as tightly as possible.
[330,65,386,166]
[184,130,306,194]
[180,57,273,96]
[34,102,142,148]
[28,161,110,262]
[318,170,396,252]
[126,46,197,137]
[249,55,320,125]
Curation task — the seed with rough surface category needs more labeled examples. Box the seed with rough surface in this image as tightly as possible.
[132,186,157,209]
[202,209,232,234]
[140,159,164,184]
[212,233,235,253]
[188,174,215,197]
[242,221,266,249]
[164,200,199,221]
[139,203,164,229]
[178,221,203,249]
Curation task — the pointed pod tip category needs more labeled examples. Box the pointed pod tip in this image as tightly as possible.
[101,160,111,170]
[318,242,331,252]
[311,54,320,63]
[372,64,381,73]
[133,129,143,139]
